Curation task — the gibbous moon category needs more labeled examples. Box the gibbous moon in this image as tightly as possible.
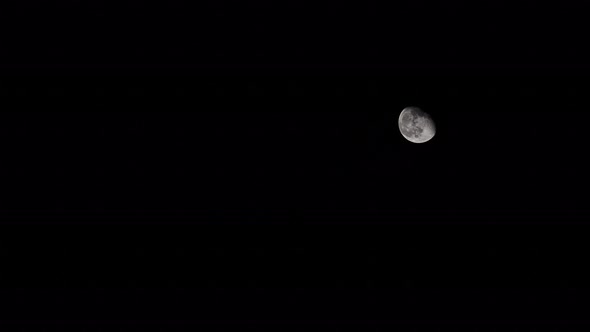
[399,107,436,143]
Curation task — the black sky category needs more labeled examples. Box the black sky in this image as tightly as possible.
[0,75,587,224]
[1,0,589,69]
[1,1,590,330]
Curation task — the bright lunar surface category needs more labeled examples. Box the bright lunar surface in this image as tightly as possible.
[398,107,436,143]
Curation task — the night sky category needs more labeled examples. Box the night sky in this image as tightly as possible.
[1,0,590,330]
[0,75,587,225]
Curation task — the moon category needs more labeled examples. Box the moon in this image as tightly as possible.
[399,107,436,143]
